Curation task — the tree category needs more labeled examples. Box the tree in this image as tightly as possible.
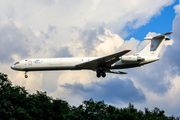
[0,72,179,120]
[0,73,30,119]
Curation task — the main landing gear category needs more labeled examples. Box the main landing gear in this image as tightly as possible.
[96,69,106,78]
[25,71,28,78]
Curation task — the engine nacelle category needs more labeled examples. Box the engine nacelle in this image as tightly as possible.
[121,56,144,62]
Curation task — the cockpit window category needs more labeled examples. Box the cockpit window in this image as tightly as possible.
[14,62,19,65]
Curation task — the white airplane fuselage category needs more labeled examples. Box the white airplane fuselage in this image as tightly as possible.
[11,57,158,71]
[11,57,98,71]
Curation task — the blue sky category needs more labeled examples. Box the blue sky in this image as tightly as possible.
[0,0,180,116]
[126,0,179,40]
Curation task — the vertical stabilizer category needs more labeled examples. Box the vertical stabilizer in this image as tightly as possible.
[138,32,172,57]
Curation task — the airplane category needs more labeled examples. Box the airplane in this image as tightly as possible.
[11,32,172,78]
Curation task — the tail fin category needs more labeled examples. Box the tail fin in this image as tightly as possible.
[138,32,172,57]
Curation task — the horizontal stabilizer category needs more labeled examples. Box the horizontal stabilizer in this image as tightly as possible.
[144,32,172,40]
[106,69,127,74]
[153,32,172,39]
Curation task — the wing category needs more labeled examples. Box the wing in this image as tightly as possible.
[76,50,131,69]
[106,69,127,74]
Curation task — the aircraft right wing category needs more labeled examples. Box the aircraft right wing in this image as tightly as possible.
[76,50,131,69]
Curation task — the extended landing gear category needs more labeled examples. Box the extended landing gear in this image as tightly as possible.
[96,69,106,78]
[25,71,28,78]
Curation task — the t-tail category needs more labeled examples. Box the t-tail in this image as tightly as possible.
[121,32,172,64]
[138,32,172,57]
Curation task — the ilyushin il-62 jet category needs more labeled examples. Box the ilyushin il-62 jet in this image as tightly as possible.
[11,32,172,78]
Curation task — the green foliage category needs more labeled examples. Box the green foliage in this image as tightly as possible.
[0,72,179,120]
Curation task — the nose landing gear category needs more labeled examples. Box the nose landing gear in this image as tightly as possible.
[25,71,28,78]
[96,69,106,78]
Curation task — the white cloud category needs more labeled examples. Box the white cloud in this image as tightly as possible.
[174,2,180,14]
[0,0,174,45]
[69,27,124,57]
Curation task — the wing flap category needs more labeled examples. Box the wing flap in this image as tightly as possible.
[106,69,127,74]
[76,50,131,69]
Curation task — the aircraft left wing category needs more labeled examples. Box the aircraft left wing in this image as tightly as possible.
[76,50,131,69]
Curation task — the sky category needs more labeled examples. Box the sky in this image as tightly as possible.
[0,0,180,116]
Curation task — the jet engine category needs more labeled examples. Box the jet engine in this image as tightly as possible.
[121,56,144,62]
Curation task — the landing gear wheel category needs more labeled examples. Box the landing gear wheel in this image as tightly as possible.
[102,72,106,77]
[25,75,28,78]
[96,73,101,78]
[96,69,106,78]
[25,71,28,78]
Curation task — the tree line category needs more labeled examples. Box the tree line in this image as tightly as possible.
[0,72,179,120]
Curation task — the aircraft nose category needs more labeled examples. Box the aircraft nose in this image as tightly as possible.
[11,65,15,70]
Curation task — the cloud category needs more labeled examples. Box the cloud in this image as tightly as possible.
[40,71,61,93]
[85,0,175,35]
[48,25,57,34]
[69,27,124,57]
[54,46,73,57]
[166,3,180,72]
[0,21,39,63]
[60,77,146,103]
[0,0,174,44]
[74,27,106,55]
[128,62,173,95]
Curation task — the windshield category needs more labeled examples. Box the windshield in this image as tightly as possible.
[14,62,19,65]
